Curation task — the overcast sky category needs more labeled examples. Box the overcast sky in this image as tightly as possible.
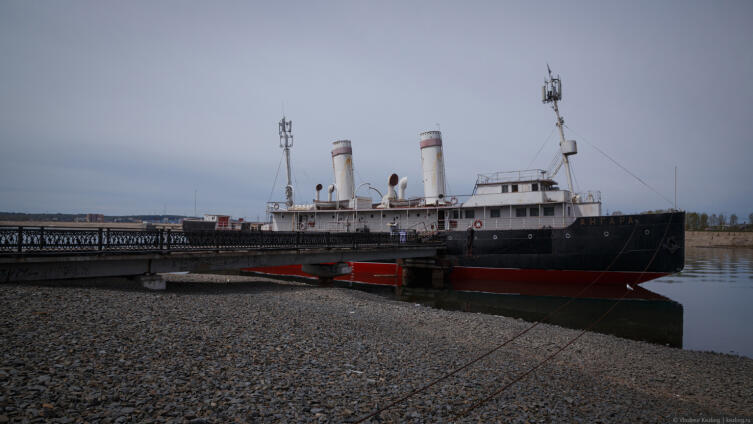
[1,0,752,220]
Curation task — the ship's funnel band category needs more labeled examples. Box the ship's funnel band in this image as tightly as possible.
[331,146,353,157]
[419,138,442,149]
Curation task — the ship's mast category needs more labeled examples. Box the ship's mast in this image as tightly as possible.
[279,116,294,207]
[542,66,576,199]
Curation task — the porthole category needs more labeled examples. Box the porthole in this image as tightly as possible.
[644,229,650,236]
[603,231,609,237]
[492,235,498,240]
[565,233,571,239]
[528,234,533,239]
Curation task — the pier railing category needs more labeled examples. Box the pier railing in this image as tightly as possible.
[0,227,440,255]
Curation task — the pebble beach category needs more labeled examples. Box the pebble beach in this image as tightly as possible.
[1,274,752,423]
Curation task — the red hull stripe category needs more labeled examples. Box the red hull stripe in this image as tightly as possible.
[243,263,668,289]
[449,267,667,287]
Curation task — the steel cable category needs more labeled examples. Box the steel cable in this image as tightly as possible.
[455,213,674,419]
[354,221,642,423]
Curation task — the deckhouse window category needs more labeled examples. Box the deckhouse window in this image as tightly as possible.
[543,206,555,216]
[532,183,539,191]
[465,210,475,219]
[529,207,539,217]
[452,210,460,219]
[516,208,527,217]
[502,185,509,193]
[490,208,501,218]
[511,184,519,192]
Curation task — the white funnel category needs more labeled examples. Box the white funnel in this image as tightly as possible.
[419,130,446,205]
[331,140,355,201]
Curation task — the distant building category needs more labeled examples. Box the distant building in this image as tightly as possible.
[86,214,105,223]
[204,214,230,229]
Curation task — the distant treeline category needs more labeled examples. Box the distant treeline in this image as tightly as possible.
[0,212,190,223]
[684,212,753,231]
[610,210,751,232]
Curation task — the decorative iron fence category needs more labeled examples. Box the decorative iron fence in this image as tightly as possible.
[0,227,439,255]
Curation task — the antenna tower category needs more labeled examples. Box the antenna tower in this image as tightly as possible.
[542,65,576,199]
[279,116,294,207]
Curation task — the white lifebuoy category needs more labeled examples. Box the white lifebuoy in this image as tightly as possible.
[450,196,458,205]
[473,219,483,229]
[299,223,305,230]
[273,203,280,210]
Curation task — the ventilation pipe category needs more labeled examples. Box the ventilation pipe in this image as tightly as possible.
[327,184,336,202]
[381,173,399,207]
[398,177,408,200]
[315,184,323,202]
[331,140,355,201]
[419,130,447,205]
[386,173,399,199]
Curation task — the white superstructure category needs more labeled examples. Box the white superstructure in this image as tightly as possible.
[267,69,600,233]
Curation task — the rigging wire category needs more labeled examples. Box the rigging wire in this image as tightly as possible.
[527,127,557,169]
[570,157,581,193]
[456,214,674,418]
[266,150,286,203]
[354,222,642,423]
[564,124,674,207]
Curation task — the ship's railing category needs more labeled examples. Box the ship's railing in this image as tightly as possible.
[476,169,550,185]
[0,226,440,255]
[449,216,577,231]
[574,190,601,203]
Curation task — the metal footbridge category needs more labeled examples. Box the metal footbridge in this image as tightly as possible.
[0,227,440,284]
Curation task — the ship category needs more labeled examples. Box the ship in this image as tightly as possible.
[246,68,685,291]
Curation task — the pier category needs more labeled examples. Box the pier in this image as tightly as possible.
[0,227,440,288]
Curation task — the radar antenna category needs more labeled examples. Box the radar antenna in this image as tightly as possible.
[542,65,576,200]
[279,116,294,207]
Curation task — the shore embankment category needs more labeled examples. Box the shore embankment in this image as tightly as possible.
[686,230,753,248]
[1,274,752,423]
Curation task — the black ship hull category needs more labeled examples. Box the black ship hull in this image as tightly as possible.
[247,212,685,289]
[443,211,685,286]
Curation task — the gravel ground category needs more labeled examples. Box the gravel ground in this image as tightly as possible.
[1,273,752,423]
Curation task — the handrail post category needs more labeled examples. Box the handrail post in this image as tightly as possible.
[98,228,103,251]
[159,228,164,250]
[40,226,45,250]
[17,226,22,253]
[166,229,171,252]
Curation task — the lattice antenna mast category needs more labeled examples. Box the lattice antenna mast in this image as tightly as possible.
[279,116,294,207]
[542,65,576,199]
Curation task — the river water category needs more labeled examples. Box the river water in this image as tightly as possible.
[253,246,753,358]
[644,247,753,358]
[387,247,753,359]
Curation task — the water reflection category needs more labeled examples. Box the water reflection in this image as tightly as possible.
[397,283,684,348]
[645,247,753,358]
[335,279,684,348]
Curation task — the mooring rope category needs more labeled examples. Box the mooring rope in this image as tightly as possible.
[354,221,643,423]
[455,213,674,418]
